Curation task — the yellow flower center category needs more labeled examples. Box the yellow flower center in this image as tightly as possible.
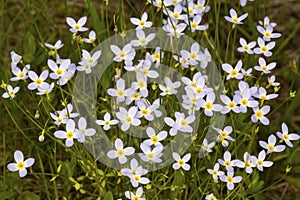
[18,72,25,79]
[178,159,185,166]
[232,17,239,23]
[221,131,228,137]
[191,23,197,29]
[195,87,202,94]
[245,161,251,168]
[153,53,160,60]
[226,176,233,183]
[267,145,275,151]
[138,81,146,88]
[190,81,197,87]
[17,161,25,170]
[104,121,110,125]
[56,69,63,76]
[151,136,159,144]
[142,68,149,76]
[258,160,263,165]
[225,161,231,166]
[264,31,271,37]
[119,52,126,58]
[190,53,197,60]
[125,116,133,123]
[255,110,263,119]
[134,175,140,182]
[66,131,74,139]
[35,78,42,85]
[117,149,124,156]
[205,102,212,110]
[74,24,81,30]
[230,69,238,76]
[241,99,248,106]
[139,21,145,26]
[173,13,179,19]
[140,38,147,44]
[147,153,155,159]
[117,90,125,97]
[261,65,268,71]
[261,46,268,53]
[141,109,149,115]
[228,102,235,109]
[9,91,14,96]
[180,120,187,127]
[283,133,289,140]
[243,45,249,51]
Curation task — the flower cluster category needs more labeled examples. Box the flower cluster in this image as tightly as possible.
[3,0,300,199]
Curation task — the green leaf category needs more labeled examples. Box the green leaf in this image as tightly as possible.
[104,191,113,200]
[23,191,40,200]
[85,0,106,41]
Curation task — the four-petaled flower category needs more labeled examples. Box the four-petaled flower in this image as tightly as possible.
[107,138,135,164]
[7,150,35,178]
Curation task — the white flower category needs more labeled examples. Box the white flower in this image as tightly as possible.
[164,112,195,136]
[222,60,244,80]
[164,5,187,21]
[121,158,148,178]
[130,12,153,30]
[214,126,235,147]
[116,106,141,131]
[128,166,150,188]
[218,151,238,171]
[77,117,96,143]
[240,0,254,7]
[220,95,240,114]
[180,42,205,66]
[66,16,88,33]
[254,57,276,74]
[172,152,191,171]
[131,30,155,47]
[253,87,278,101]
[10,51,22,68]
[251,106,270,125]
[84,30,96,44]
[207,163,225,180]
[198,92,223,117]
[205,193,218,200]
[107,138,135,164]
[45,40,64,50]
[27,70,49,90]
[268,75,280,87]
[276,122,300,147]
[186,14,208,32]
[201,138,216,153]
[107,78,132,102]
[254,37,275,57]
[54,119,80,147]
[237,38,256,54]
[224,8,248,24]
[253,150,273,171]
[136,99,161,121]
[81,49,102,67]
[125,187,145,200]
[257,25,281,41]
[7,150,35,178]
[159,77,181,96]
[48,59,72,80]
[95,112,119,131]
[50,111,67,126]
[10,64,30,81]
[37,82,55,95]
[259,134,286,154]
[220,170,242,190]
[143,127,167,147]
[235,152,256,174]
[2,85,20,99]
[233,88,258,113]
[111,44,136,62]
[139,143,163,163]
